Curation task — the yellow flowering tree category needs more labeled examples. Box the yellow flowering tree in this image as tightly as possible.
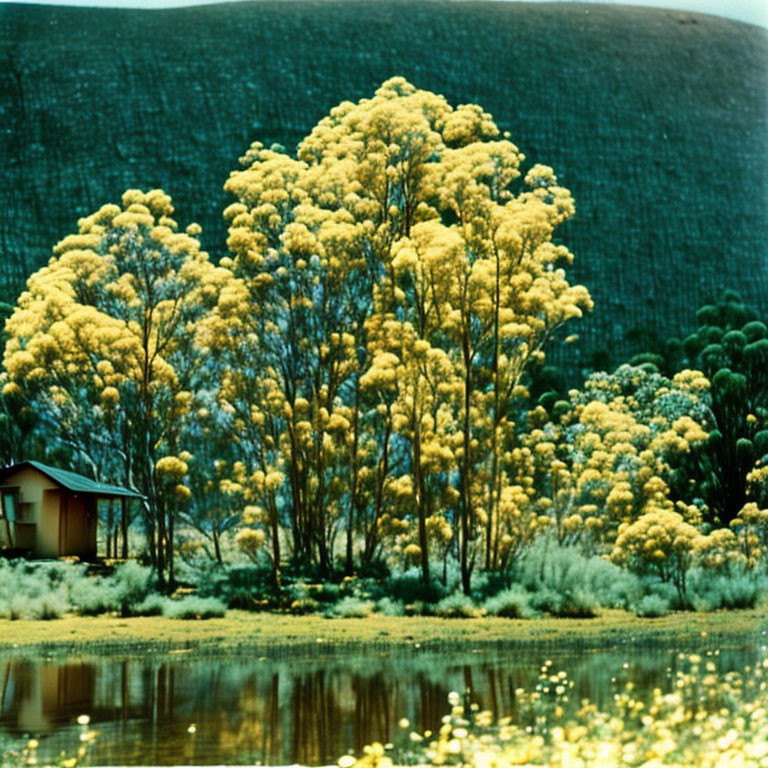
[527,365,711,555]
[3,189,228,585]
[728,464,768,568]
[216,78,591,588]
[611,507,702,600]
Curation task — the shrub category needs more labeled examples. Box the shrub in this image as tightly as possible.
[639,576,682,609]
[162,596,226,620]
[517,536,639,611]
[633,594,671,618]
[434,592,484,619]
[686,567,764,611]
[6,595,26,621]
[133,594,170,616]
[69,578,118,616]
[289,598,320,613]
[314,582,343,604]
[404,600,431,616]
[483,586,538,619]
[0,561,79,618]
[376,597,405,616]
[30,590,69,620]
[194,563,275,608]
[529,586,598,618]
[325,596,375,618]
[471,571,514,600]
[387,568,448,605]
[111,561,154,616]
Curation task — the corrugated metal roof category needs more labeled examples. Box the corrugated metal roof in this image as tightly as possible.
[0,461,144,499]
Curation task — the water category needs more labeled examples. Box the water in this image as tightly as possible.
[0,640,760,766]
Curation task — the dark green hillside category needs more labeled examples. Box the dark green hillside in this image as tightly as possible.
[0,1,766,369]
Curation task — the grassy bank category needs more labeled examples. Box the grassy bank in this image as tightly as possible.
[0,608,762,658]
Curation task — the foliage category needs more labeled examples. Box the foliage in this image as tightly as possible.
[482,585,537,618]
[385,568,448,606]
[641,293,768,526]
[0,560,75,619]
[433,592,484,619]
[730,501,768,568]
[192,563,277,609]
[161,595,227,620]
[375,597,405,617]
[325,596,375,618]
[632,593,671,618]
[209,77,591,592]
[133,593,169,616]
[525,364,711,557]
[515,536,639,613]
[0,560,154,619]
[3,190,228,585]
[685,566,765,612]
[109,561,155,615]
[2,80,767,610]
[611,509,700,600]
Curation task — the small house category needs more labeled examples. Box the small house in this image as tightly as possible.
[0,461,143,560]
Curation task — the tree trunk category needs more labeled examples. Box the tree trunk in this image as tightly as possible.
[269,495,281,591]
[212,527,223,564]
[413,426,430,584]
[121,496,129,559]
[460,339,473,596]
[167,504,175,590]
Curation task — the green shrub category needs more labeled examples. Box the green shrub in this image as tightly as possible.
[162,596,226,620]
[69,578,118,615]
[687,567,764,611]
[314,582,343,604]
[133,593,169,616]
[30,590,69,620]
[111,561,154,616]
[633,594,671,618]
[0,561,79,618]
[289,597,321,614]
[193,563,275,608]
[388,568,447,605]
[376,597,405,617]
[529,586,598,618]
[2,594,26,621]
[404,600,432,616]
[325,596,375,618]
[517,536,638,611]
[639,577,682,609]
[471,571,514,600]
[434,592,484,619]
[483,586,538,619]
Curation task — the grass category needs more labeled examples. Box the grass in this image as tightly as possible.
[0,608,762,658]
[0,1,766,368]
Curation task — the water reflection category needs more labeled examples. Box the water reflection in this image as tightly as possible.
[0,642,760,766]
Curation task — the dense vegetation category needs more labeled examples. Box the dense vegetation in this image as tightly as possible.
[0,1,766,370]
[1,80,766,618]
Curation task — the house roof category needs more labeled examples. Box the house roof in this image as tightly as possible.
[0,461,144,499]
